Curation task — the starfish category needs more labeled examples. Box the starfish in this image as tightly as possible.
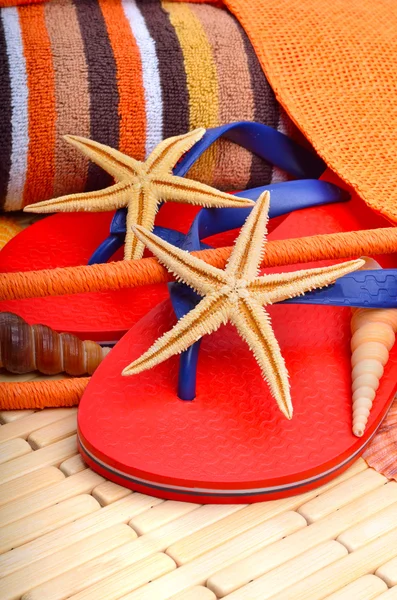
[122,191,365,418]
[23,129,254,260]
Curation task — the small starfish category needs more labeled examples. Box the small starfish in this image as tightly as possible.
[122,191,365,418]
[24,129,254,260]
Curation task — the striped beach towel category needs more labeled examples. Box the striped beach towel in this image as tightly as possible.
[0,0,293,211]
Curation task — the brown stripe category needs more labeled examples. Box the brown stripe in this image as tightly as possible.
[141,0,189,140]
[191,4,254,191]
[74,0,119,191]
[44,0,90,198]
[0,14,12,208]
[19,4,56,205]
[240,24,279,188]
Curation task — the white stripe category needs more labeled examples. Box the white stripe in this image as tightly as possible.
[1,7,29,210]
[122,0,163,157]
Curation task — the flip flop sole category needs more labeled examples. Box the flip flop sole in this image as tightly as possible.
[78,175,397,502]
[78,299,397,503]
[0,205,199,342]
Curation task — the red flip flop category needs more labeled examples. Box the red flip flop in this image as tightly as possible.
[77,180,397,503]
[0,207,193,343]
[0,123,328,343]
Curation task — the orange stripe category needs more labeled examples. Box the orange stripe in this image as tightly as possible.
[19,4,56,206]
[98,0,146,161]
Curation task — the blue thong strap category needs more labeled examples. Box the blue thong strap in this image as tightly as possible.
[171,210,397,400]
[88,121,326,265]
[170,183,351,401]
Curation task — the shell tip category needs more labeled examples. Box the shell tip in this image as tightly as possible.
[353,426,365,437]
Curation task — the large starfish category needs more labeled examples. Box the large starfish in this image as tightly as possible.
[122,191,365,418]
[24,129,254,260]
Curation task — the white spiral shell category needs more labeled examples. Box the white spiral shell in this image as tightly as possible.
[351,258,397,437]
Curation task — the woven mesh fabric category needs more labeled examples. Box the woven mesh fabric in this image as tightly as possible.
[225,0,397,224]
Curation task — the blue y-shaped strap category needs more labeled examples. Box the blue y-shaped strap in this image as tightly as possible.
[170,179,352,401]
[172,201,397,401]
[88,121,326,264]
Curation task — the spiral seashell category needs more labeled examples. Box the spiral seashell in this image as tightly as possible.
[351,258,397,437]
[0,312,110,376]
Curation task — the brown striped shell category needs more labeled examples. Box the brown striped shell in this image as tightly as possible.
[0,312,109,376]
[351,258,397,437]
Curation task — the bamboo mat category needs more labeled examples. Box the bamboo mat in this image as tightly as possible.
[0,407,397,599]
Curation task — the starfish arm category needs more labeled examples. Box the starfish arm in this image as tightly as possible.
[230,297,293,419]
[122,292,230,375]
[249,258,366,304]
[226,191,270,280]
[132,225,229,295]
[64,135,141,180]
[24,182,133,214]
[152,173,255,209]
[146,128,206,175]
[124,187,160,260]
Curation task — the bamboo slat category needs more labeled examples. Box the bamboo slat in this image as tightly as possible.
[338,502,397,551]
[0,437,32,464]
[0,435,77,484]
[0,468,103,527]
[297,469,387,523]
[167,459,367,566]
[0,466,65,506]
[0,524,137,600]
[266,528,397,600]
[0,410,35,422]
[129,501,201,535]
[1,407,397,600]
[18,504,244,600]
[376,557,397,587]
[170,587,217,599]
[121,512,306,600]
[0,494,99,553]
[67,553,176,600]
[92,481,132,506]
[28,414,77,448]
[60,454,87,476]
[377,587,397,599]
[324,574,388,600]
[221,540,348,599]
[0,493,162,578]
[0,408,76,442]
[207,482,397,597]
[0,373,38,383]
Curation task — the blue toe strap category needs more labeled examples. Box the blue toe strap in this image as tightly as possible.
[284,270,397,308]
[175,122,325,180]
[88,121,326,264]
[169,180,352,401]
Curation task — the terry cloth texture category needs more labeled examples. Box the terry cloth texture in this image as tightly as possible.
[0,0,294,211]
[223,0,397,225]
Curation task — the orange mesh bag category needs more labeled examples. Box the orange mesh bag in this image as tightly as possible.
[223,0,397,223]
